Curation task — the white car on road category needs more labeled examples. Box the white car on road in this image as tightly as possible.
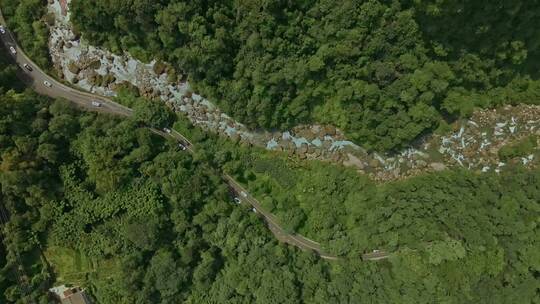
[91,101,102,107]
[0,26,5,34]
[233,197,241,204]
[163,128,171,133]
[43,80,52,88]
[241,191,247,198]
[9,46,16,54]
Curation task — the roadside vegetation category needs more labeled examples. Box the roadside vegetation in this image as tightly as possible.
[70,0,540,151]
[132,96,175,129]
[2,0,51,69]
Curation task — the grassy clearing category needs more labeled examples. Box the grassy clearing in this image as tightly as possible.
[44,246,95,285]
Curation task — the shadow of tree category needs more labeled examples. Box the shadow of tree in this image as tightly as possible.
[411,0,540,78]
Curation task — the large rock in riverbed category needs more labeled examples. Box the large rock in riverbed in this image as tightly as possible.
[299,143,309,154]
[68,61,80,74]
[324,125,337,136]
[430,162,447,171]
[85,58,101,70]
[369,158,380,168]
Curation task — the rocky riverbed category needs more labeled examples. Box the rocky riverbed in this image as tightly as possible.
[46,0,539,181]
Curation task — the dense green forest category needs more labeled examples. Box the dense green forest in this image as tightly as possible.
[69,0,540,150]
[1,1,540,302]
[0,48,538,302]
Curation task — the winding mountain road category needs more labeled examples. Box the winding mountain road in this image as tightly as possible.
[0,13,388,262]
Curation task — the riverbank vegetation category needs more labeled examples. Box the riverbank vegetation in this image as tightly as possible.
[70,0,540,150]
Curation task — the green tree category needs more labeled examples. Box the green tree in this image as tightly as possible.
[132,99,174,129]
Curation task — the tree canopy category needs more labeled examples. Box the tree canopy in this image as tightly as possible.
[132,97,175,129]
[0,3,539,303]
[2,0,51,68]
[70,0,540,150]
[0,67,538,304]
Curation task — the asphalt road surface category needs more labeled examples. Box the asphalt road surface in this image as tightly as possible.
[0,14,388,261]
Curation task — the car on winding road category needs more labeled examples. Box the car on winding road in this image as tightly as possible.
[91,101,102,107]
[43,80,52,88]
[0,26,5,34]
[9,46,16,54]
[23,63,32,71]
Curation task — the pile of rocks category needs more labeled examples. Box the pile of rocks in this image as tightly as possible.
[435,105,540,173]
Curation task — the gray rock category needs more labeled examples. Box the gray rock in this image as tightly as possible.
[288,141,296,150]
[430,162,447,171]
[369,158,380,168]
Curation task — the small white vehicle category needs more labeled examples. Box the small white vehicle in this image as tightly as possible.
[23,63,32,71]
[252,208,257,213]
[233,197,241,204]
[163,128,171,133]
[43,80,52,88]
[240,191,247,198]
[9,46,16,54]
[0,26,5,34]
[91,101,102,107]
[178,143,187,151]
